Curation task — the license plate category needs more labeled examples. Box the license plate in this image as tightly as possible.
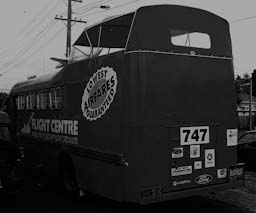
[180,126,209,145]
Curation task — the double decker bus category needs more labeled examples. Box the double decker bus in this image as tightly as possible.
[9,5,244,204]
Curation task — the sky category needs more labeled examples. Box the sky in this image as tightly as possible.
[0,0,256,90]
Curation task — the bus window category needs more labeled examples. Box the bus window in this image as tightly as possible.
[31,93,36,109]
[49,89,55,109]
[55,87,62,109]
[26,93,36,110]
[36,90,48,110]
[41,90,48,110]
[49,87,62,110]
[73,13,134,59]
[17,95,25,110]
[26,95,29,110]
[36,93,41,110]
[170,30,211,49]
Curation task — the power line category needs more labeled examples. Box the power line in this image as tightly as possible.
[0,0,141,75]
[0,0,63,59]
[78,0,140,18]
[231,15,256,24]
[1,25,66,76]
[73,0,110,14]
[0,20,58,73]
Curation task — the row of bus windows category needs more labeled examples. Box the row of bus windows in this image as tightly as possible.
[17,87,62,110]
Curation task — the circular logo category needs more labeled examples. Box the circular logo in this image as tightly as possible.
[81,67,118,121]
[207,153,213,161]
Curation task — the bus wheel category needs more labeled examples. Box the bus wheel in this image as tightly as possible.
[60,158,79,197]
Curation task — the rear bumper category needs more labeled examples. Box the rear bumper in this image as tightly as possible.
[139,180,244,205]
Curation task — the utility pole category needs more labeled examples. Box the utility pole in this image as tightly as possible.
[66,0,72,58]
[55,0,86,58]
[249,77,253,130]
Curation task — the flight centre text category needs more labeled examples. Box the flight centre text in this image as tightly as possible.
[31,119,78,136]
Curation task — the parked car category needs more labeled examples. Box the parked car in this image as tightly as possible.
[238,130,256,171]
[0,111,23,193]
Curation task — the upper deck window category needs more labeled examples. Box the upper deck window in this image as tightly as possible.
[170,30,211,49]
[73,13,134,58]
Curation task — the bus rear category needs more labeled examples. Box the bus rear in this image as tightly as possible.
[122,5,244,203]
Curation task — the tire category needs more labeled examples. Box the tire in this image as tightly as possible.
[60,158,79,197]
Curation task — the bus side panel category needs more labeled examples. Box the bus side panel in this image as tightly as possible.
[62,52,127,201]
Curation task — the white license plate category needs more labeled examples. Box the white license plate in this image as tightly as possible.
[180,126,209,145]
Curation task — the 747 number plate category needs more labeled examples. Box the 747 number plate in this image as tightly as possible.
[180,126,209,145]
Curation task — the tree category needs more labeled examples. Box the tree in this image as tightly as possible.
[243,72,250,79]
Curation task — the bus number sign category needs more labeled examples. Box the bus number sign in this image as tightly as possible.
[180,126,209,145]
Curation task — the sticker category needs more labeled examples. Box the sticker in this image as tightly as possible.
[172,147,183,158]
[180,126,209,145]
[227,129,237,146]
[171,166,192,176]
[81,67,118,121]
[230,167,243,177]
[173,180,191,186]
[190,145,200,158]
[194,161,202,170]
[217,168,227,179]
[205,149,215,168]
[195,174,213,185]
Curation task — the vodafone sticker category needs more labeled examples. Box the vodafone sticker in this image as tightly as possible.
[81,67,118,121]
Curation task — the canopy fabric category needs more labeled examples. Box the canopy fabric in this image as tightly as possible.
[74,13,134,48]
[74,5,232,57]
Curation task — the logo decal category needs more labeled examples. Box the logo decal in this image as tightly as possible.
[190,145,200,158]
[171,166,192,176]
[173,180,191,186]
[217,168,227,179]
[194,161,202,170]
[20,112,34,134]
[205,149,215,168]
[195,174,213,185]
[81,67,118,121]
[172,147,183,158]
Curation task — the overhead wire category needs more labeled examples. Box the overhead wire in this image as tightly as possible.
[78,0,141,18]
[0,20,58,73]
[0,0,66,72]
[0,0,63,59]
[230,15,256,24]
[18,0,57,36]
[73,0,109,14]
[0,0,141,76]
[1,25,66,75]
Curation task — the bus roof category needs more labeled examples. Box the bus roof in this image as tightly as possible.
[10,71,62,95]
[74,4,231,57]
